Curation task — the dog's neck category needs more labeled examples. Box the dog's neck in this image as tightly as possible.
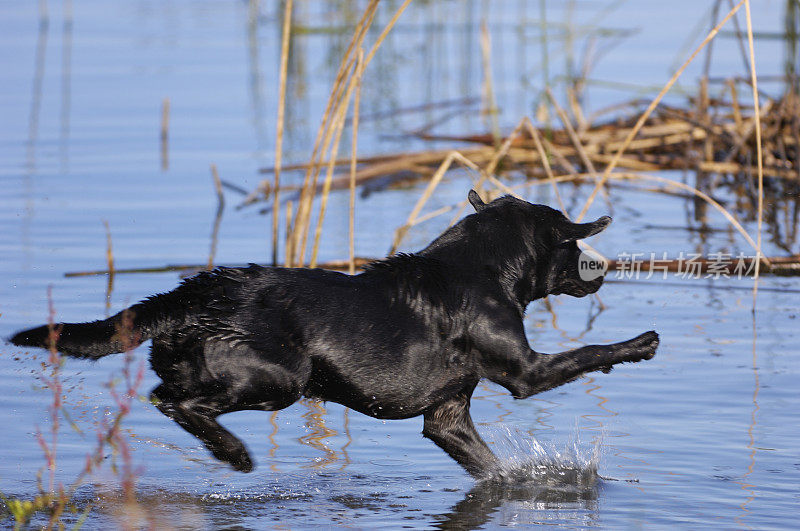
[416,223,544,313]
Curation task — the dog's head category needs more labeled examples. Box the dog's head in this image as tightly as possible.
[466,190,611,302]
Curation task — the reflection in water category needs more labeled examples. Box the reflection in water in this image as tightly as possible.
[76,433,602,530]
[267,411,280,472]
[27,0,48,172]
[435,428,601,529]
[735,314,761,526]
[338,407,352,470]
[474,382,514,425]
[60,0,73,172]
[434,475,598,530]
[160,98,169,171]
[21,0,50,271]
[299,399,338,467]
[246,0,268,158]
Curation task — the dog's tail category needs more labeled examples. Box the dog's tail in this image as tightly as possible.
[9,290,189,360]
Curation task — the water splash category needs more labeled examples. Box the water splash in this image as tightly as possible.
[484,426,601,488]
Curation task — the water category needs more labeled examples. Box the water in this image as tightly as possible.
[1,1,799,528]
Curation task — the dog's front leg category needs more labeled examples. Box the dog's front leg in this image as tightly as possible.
[517,331,659,398]
[422,383,500,478]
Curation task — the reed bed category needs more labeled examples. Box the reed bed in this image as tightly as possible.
[239,84,800,269]
[232,0,800,288]
[249,82,800,207]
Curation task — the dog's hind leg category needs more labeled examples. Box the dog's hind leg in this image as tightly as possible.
[149,336,311,472]
[151,384,256,472]
[422,384,501,478]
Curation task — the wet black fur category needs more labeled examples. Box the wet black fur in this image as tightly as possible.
[10,191,659,477]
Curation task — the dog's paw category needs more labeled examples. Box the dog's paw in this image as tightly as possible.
[230,451,254,473]
[211,442,254,473]
[219,448,254,473]
[625,330,659,360]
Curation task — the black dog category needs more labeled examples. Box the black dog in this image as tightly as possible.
[11,190,658,477]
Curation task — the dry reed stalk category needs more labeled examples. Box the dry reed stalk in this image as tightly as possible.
[484,118,527,176]
[292,52,360,266]
[289,0,379,266]
[103,219,114,276]
[484,173,520,197]
[479,21,501,145]
[448,175,490,227]
[293,8,379,263]
[309,52,364,268]
[295,0,413,267]
[540,134,582,178]
[697,161,794,177]
[210,163,224,205]
[588,153,663,171]
[103,219,115,312]
[272,0,293,266]
[567,86,588,133]
[284,200,294,268]
[363,0,412,66]
[301,0,412,267]
[721,100,771,163]
[524,120,567,214]
[699,77,715,162]
[383,165,760,259]
[418,202,461,226]
[377,163,766,261]
[390,151,480,254]
[575,0,748,222]
[576,171,765,255]
[259,152,400,174]
[546,88,600,182]
[59,253,800,278]
[349,49,364,275]
[744,0,764,304]
[208,164,225,270]
[545,91,614,208]
[728,78,744,132]
[445,116,541,226]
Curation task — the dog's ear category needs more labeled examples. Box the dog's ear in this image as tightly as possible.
[468,189,487,212]
[559,216,612,243]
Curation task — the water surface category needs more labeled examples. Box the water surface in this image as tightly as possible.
[1,1,798,528]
